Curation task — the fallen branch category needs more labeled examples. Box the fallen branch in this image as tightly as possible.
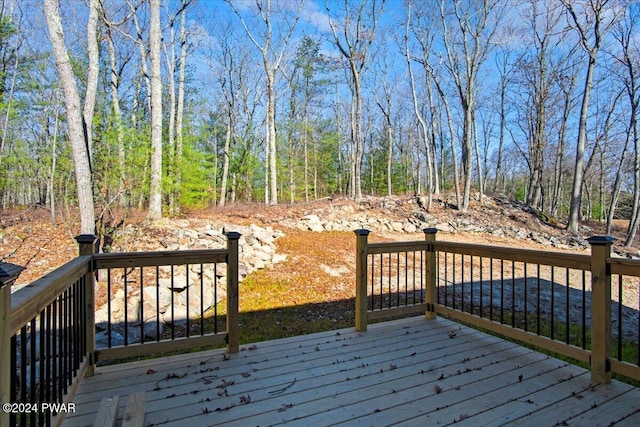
[268,378,296,396]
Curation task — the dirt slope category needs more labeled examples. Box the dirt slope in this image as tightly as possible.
[0,194,636,287]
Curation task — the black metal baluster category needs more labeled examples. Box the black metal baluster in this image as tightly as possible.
[141,267,145,344]
[50,298,59,402]
[461,254,465,312]
[469,255,475,314]
[524,264,528,332]
[511,261,515,328]
[214,264,218,335]
[551,267,555,341]
[107,269,112,347]
[200,264,205,335]
[566,268,570,344]
[29,318,36,427]
[10,334,17,427]
[500,259,504,324]
[124,268,129,345]
[490,258,494,321]
[618,274,623,360]
[537,265,541,335]
[186,264,190,337]
[156,266,160,342]
[582,270,586,349]
[20,325,27,426]
[171,265,175,340]
[479,257,484,318]
[39,310,46,427]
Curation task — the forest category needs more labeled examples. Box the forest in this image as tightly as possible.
[0,0,638,246]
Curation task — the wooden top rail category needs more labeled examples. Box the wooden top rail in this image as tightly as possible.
[608,257,640,277]
[367,241,430,254]
[432,241,591,270]
[10,255,92,332]
[93,249,228,269]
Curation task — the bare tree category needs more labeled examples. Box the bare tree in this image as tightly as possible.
[608,5,640,245]
[562,0,627,233]
[327,0,385,201]
[44,0,96,234]
[405,1,444,209]
[228,0,305,205]
[175,0,190,212]
[147,0,163,220]
[83,0,100,168]
[437,0,506,212]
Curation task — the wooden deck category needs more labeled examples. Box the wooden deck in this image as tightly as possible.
[62,316,640,427]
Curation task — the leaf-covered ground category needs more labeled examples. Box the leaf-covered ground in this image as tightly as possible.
[1,195,637,344]
[233,229,358,343]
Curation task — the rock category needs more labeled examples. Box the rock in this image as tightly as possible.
[412,211,431,222]
[403,223,417,233]
[391,221,404,232]
[301,214,325,232]
[95,331,125,348]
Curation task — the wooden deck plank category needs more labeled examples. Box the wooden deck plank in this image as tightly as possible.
[91,396,118,427]
[387,360,587,426]
[169,336,526,426]
[509,379,637,425]
[73,318,458,408]
[325,353,570,427]
[61,317,640,427]
[106,323,494,426]
[121,391,145,427]
[449,370,593,426]
[540,383,640,426]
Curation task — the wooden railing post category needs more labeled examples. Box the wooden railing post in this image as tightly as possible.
[0,262,25,427]
[424,228,438,320]
[225,231,241,354]
[588,235,615,384]
[355,229,370,332]
[76,234,98,376]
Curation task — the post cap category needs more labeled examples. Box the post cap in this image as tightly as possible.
[586,235,616,246]
[0,262,26,288]
[354,229,370,236]
[423,228,439,234]
[75,234,99,244]
[224,231,242,240]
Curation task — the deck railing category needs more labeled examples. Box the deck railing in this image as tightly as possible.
[355,228,640,385]
[0,232,240,427]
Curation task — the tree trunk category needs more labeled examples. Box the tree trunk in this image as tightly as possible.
[83,0,99,169]
[147,0,163,221]
[105,27,126,207]
[164,19,176,214]
[175,2,188,212]
[219,118,231,207]
[44,0,96,235]
[567,54,596,233]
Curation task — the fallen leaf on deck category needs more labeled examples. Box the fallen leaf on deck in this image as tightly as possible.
[278,403,294,412]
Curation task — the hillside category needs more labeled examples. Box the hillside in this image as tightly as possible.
[0,193,636,288]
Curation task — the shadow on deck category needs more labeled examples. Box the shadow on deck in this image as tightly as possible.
[62,316,640,427]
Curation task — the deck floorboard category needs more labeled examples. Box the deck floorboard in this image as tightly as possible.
[62,317,639,426]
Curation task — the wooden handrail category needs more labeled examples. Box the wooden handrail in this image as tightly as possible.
[10,256,92,332]
[432,241,591,270]
[93,249,227,269]
[608,257,640,276]
[2,231,243,427]
[355,229,640,385]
